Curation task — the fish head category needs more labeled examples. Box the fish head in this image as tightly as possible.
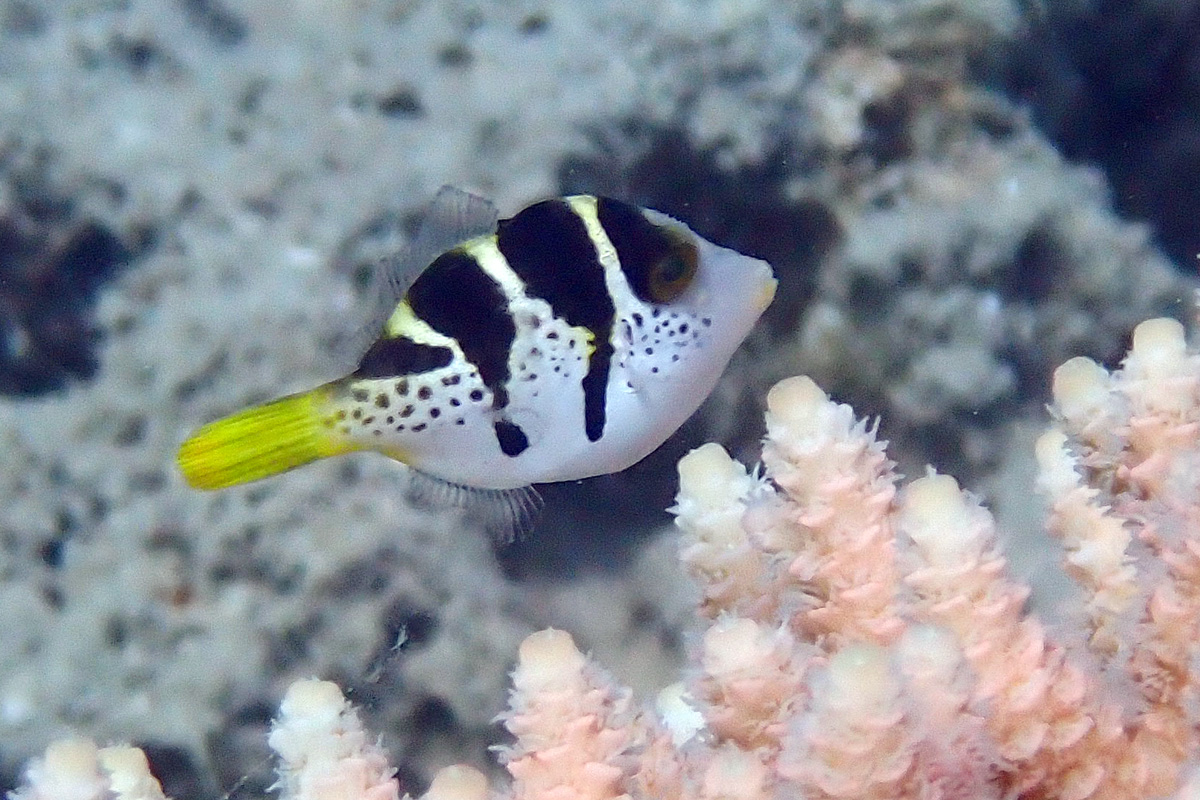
[638,208,777,354]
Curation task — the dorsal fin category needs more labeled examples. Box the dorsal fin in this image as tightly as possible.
[379,186,500,306]
[335,187,500,369]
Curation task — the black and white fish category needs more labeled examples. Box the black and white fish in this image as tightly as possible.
[178,188,776,516]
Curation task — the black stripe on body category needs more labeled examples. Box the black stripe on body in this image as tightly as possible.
[494,419,529,456]
[406,250,515,409]
[497,199,614,442]
[354,337,453,378]
[595,197,675,304]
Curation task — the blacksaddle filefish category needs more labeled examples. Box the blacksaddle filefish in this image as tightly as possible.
[178,188,776,528]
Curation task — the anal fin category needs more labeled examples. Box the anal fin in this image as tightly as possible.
[405,468,543,541]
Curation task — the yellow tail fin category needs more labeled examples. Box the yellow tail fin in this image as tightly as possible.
[178,387,352,490]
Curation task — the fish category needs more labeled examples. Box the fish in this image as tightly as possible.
[177,187,776,527]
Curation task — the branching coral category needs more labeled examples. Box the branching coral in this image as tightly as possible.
[12,317,1200,800]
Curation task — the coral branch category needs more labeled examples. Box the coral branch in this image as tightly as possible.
[759,377,906,648]
[497,629,644,800]
[268,679,401,800]
[9,740,168,800]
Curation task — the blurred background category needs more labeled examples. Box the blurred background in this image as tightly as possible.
[1,1,1197,797]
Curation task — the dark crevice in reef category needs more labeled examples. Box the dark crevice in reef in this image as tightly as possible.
[0,151,151,396]
[980,0,1200,271]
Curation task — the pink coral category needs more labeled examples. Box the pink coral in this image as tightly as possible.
[268,679,401,800]
[498,629,645,800]
[13,318,1200,800]
[476,317,1200,800]
[475,317,1200,800]
[9,740,168,800]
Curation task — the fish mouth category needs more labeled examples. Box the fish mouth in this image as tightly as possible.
[755,264,778,313]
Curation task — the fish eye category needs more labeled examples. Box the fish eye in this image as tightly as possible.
[648,236,698,303]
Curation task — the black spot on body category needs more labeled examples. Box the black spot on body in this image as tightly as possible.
[497,198,615,442]
[417,385,432,400]
[355,337,453,378]
[494,419,529,456]
[407,251,516,409]
[352,388,369,402]
[375,394,389,408]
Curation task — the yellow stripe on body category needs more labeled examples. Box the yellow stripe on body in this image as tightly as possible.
[384,298,460,347]
[564,195,640,322]
[177,385,353,490]
[463,221,600,357]
[463,237,529,302]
